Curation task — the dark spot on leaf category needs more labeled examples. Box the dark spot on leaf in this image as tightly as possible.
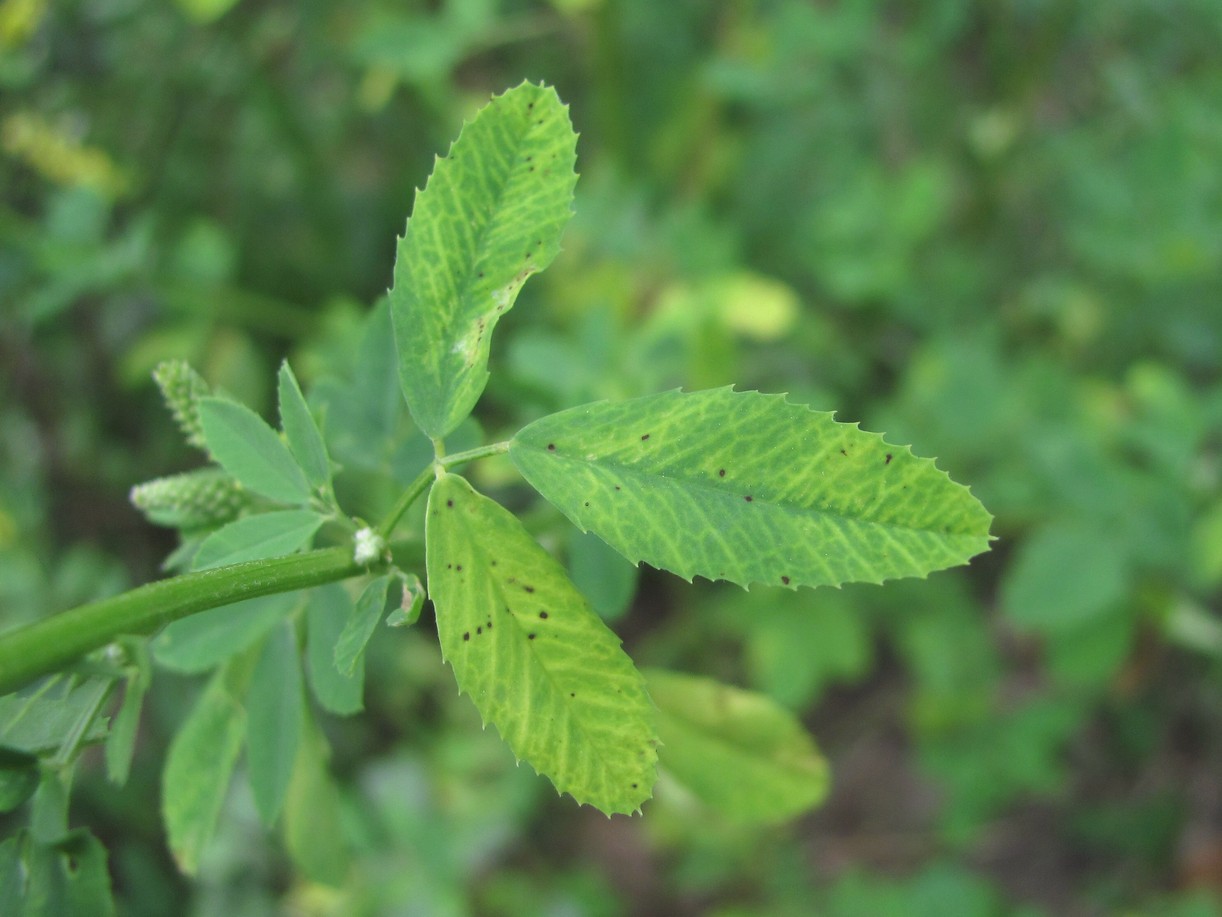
[584,501,590,507]
[718,469,726,477]
[744,495,753,502]
[615,485,621,491]
[885,453,893,465]
[476,626,482,635]
[446,563,452,569]
[539,611,549,619]
[523,585,535,593]
[547,443,556,451]
[641,433,650,441]
[782,575,791,585]
[528,633,536,640]
[840,449,848,457]
[463,632,470,641]
[446,499,453,508]
[631,783,638,789]
[487,621,493,630]
[490,560,497,566]
[455,565,463,571]
[570,692,575,697]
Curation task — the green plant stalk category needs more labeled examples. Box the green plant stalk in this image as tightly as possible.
[0,546,389,697]
[376,442,509,540]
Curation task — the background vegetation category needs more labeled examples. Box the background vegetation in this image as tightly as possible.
[3,1,1222,914]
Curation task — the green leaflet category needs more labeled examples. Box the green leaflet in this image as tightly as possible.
[198,396,311,506]
[0,828,116,917]
[152,593,297,674]
[334,575,391,676]
[277,361,332,494]
[282,709,350,885]
[391,82,578,439]
[105,641,151,785]
[568,529,638,621]
[0,678,110,756]
[245,622,303,826]
[191,510,324,571]
[0,747,39,812]
[510,387,994,590]
[304,584,363,715]
[426,473,657,815]
[643,668,829,824]
[162,661,249,874]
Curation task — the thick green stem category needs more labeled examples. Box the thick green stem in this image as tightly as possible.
[0,546,384,697]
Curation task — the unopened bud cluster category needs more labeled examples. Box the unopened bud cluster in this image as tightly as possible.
[152,360,211,451]
[130,468,247,530]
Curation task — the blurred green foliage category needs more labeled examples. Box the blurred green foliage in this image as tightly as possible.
[2,0,1222,914]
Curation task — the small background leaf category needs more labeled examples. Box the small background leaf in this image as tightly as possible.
[0,747,39,812]
[0,828,117,917]
[191,510,324,570]
[0,679,111,756]
[198,396,311,505]
[304,584,363,715]
[568,530,638,621]
[105,641,151,785]
[511,387,993,590]
[162,663,249,874]
[391,82,578,439]
[643,667,830,824]
[245,622,303,826]
[426,473,657,815]
[282,710,350,885]
[152,594,297,674]
[1001,522,1129,634]
[277,361,332,492]
[334,575,391,676]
